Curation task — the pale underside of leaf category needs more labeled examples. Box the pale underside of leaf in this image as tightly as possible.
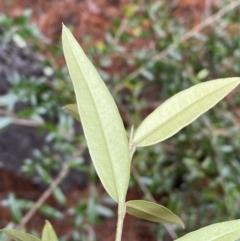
[63,104,81,122]
[0,229,41,241]
[64,103,131,137]
[62,25,130,203]
[174,219,240,241]
[126,200,184,228]
[134,78,240,147]
[42,220,58,241]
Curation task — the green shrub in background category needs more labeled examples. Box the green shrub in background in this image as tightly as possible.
[1,24,240,241]
[98,1,240,238]
[79,1,240,238]
[1,0,240,240]
[0,10,101,241]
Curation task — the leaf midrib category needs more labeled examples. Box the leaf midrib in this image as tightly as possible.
[128,205,177,223]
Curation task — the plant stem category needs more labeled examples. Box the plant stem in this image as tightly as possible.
[115,202,126,241]
[115,126,134,241]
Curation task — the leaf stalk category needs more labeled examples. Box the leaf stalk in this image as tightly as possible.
[115,202,126,241]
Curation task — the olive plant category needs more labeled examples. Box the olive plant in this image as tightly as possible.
[1,25,240,241]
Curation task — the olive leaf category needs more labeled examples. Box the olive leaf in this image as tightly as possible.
[174,219,240,241]
[0,229,41,241]
[134,78,240,147]
[62,25,130,203]
[63,104,80,122]
[126,200,184,228]
[42,220,58,241]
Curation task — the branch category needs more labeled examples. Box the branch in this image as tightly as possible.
[17,145,86,228]
[17,164,69,228]
[111,17,128,47]
[124,0,240,82]
[0,109,43,127]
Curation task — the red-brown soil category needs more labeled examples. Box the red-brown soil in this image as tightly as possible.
[0,169,157,241]
[0,0,216,42]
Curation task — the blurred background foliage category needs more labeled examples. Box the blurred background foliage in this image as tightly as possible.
[0,0,240,240]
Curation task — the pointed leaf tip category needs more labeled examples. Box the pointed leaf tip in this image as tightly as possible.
[42,220,58,241]
[126,200,184,228]
[63,104,81,122]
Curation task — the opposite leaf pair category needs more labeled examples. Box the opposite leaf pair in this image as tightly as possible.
[62,25,185,228]
[62,24,240,231]
[1,25,240,241]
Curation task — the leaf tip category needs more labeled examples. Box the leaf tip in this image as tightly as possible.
[62,23,66,29]
[45,220,50,225]
[180,221,185,229]
[62,23,70,36]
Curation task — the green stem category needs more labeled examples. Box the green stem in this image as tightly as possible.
[115,202,126,241]
[114,125,134,241]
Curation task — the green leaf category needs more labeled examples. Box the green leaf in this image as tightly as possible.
[52,188,66,206]
[39,205,64,219]
[134,78,240,147]
[62,25,130,203]
[126,200,184,228]
[174,219,240,241]
[42,220,58,241]
[0,229,41,241]
[63,104,80,122]
[8,193,22,223]
[36,165,66,205]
